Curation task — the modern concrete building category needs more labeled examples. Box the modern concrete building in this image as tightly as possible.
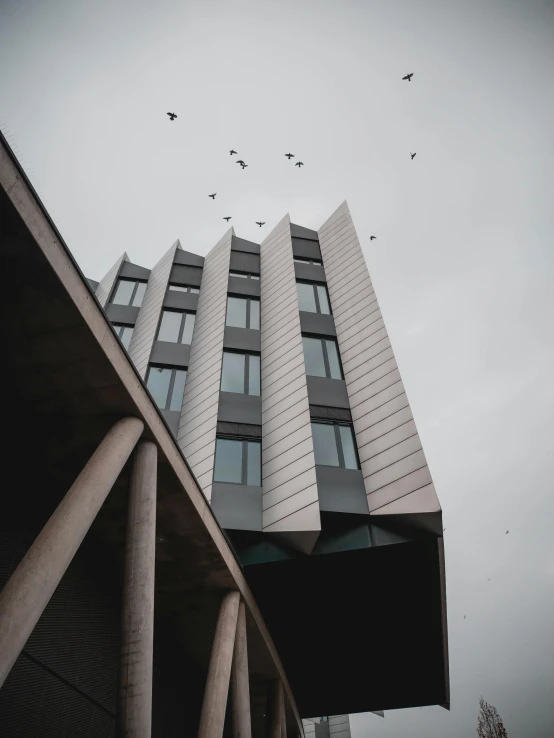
[0,129,448,737]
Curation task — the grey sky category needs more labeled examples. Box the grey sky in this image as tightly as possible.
[2,0,554,735]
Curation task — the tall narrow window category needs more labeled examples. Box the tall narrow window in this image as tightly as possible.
[226,297,260,330]
[296,282,332,315]
[113,323,134,349]
[146,366,187,411]
[221,352,260,396]
[111,278,147,307]
[302,336,343,379]
[213,438,262,486]
[311,421,360,469]
[157,310,196,345]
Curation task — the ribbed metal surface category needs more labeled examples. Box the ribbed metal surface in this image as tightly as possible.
[318,202,440,515]
[177,229,233,501]
[259,215,320,537]
[94,252,128,308]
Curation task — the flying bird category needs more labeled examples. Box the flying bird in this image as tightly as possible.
[209,193,217,199]
[370,236,377,241]
[402,73,414,81]
[240,163,248,169]
[236,159,245,166]
[256,221,266,228]
[285,153,295,159]
[295,161,304,167]
[506,530,509,534]
[223,216,232,222]
[167,112,177,121]
[411,152,416,160]
[229,149,237,155]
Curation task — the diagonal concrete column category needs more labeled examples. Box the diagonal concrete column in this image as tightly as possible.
[267,680,284,738]
[230,600,252,738]
[119,440,158,737]
[198,590,241,738]
[0,416,144,688]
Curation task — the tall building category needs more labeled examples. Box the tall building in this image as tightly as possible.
[1,130,448,737]
[91,203,449,716]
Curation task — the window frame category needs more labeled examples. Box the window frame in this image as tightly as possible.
[293,256,323,266]
[220,351,260,395]
[229,270,260,281]
[111,278,147,307]
[296,280,332,315]
[213,435,262,486]
[156,309,196,344]
[145,365,188,411]
[226,295,260,330]
[302,335,343,380]
[311,420,360,470]
[168,283,200,294]
[112,323,134,349]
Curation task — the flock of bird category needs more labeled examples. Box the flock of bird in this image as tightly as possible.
[165,72,417,239]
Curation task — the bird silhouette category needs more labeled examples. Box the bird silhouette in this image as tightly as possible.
[236,159,245,166]
[167,112,177,121]
[230,149,237,155]
[464,615,466,619]
[223,216,232,222]
[402,73,414,81]
[506,530,509,534]
[209,193,217,199]
[240,163,248,169]
[370,236,377,241]
[285,153,295,159]
[411,152,416,160]
[256,221,266,228]
[295,161,304,167]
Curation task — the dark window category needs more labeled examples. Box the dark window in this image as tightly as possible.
[302,336,342,379]
[311,421,359,469]
[111,278,147,307]
[226,296,260,330]
[294,257,323,265]
[213,437,262,485]
[113,323,134,349]
[168,284,200,294]
[221,352,260,395]
[146,366,187,411]
[296,281,331,315]
[157,310,196,344]
[230,270,260,281]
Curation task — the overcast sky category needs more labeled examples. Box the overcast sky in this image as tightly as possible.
[2,0,554,735]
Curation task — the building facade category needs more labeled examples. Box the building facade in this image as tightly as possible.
[89,202,449,718]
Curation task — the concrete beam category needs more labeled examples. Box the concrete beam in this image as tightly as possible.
[231,600,252,738]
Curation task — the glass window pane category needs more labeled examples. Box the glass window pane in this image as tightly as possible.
[311,423,340,466]
[112,279,135,305]
[316,285,331,315]
[158,310,182,342]
[221,352,246,393]
[249,300,260,330]
[248,355,260,396]
[251,275,260,280]
[146,367,172,409]
[296,282,317,312]
[132,281,147,307]
[246,442,261,485]
[230,271,247,279]
[181,313,195,344]
[325,340,342,379]
[226,297,247,328]
[302,337,326,377]
[339,426,359,469]
[191,288,200,294]
[169,284,187,292]
[121,326,134,349]
[214,439,243,483]
[169,369,187,411]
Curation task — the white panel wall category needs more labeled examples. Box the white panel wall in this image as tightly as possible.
[329,715,351,738]
[318,202,440,516]
[260,215,320,538]
[128,240,180,379]
[94,252,128,307]
[177,229,232,501]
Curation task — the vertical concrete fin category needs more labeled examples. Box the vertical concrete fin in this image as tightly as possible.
[177,229,233,501]
[128,240,181,379]
[260,215,320,542]
[95,252,129,307]
[317,204,441,527]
